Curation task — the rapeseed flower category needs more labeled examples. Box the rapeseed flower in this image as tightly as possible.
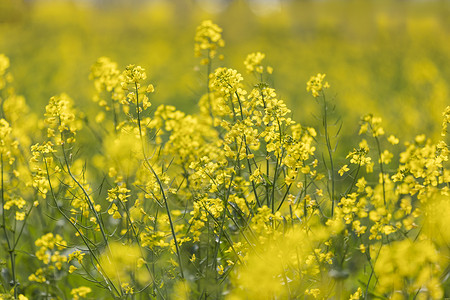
[306,73,329,97]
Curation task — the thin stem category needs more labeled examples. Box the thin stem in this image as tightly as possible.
[374,135,387,206]
[259,89,271,207]
[276,182,293,212]
[363,239,382,299]
[345,160,361,196]
[212,173,234,282]
[134,82,185,279]
[245,145,261,209]
[205,49,215,125]
[111,98,118,134]
[43,158,121,297]
[233,90,261,209]
[61,142,109,247]
[116,199,160,295]
[321,93,335,216]
[1,155,17,298]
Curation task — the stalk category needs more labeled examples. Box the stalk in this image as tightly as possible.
[234,90,262,209]
[206,49,215,124]
[1,154,17,298]
[320,93,336,216]
[61,141,110,248]
[43,158,121,297]
[134,82,184,279]
[374,135,387,206]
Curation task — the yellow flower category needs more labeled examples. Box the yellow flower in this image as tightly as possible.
[69,265,77,273]
[122,64,147,84]
[89,56,122,93]
[211,67,243,96]
[338,164,350,176]
[305,288,321,298]
[387,134,399,145]
[15,212,26,221]
[349,287,362,300]
[194,20,225,62]
[217,265,224,275]
[244,52,266,74]
[122,283,134,294]
[375,239,442,298]
[306,73,330,97]
[71,286,92,300]
[359,244,366,253]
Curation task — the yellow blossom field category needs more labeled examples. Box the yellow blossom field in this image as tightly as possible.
[0,0,449,299]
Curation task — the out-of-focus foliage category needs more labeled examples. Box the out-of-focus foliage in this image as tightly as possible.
[0,0,449,141]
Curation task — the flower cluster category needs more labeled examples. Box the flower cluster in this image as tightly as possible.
[194,20,225,64]
[244,52,272,74]
[306,73,330,97]
[44,93,80,144]
[29,233,68,283]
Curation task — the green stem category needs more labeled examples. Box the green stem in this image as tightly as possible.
[212,173,234,281]
[345,160,361,196]
[276,182,293,212]
[1,155,17,298]
[374,135,387,206]
[206,50,215,124]
[61,141,110,247]
[116,199,162,297]
[43,158,121,297]
[134,82,184,279]
[233,90,261,210]
[321,93,335,216]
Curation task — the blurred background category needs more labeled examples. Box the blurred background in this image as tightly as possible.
[0,0,449,141]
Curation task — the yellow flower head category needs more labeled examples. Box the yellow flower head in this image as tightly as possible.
[244,52,266,74]
[122,64,147,84]
[44,93,80,143]
[194,20,225,62]
[211,67,243,96]
[71,286,92,300]
[89,56,122,92]
[306,73,330,97]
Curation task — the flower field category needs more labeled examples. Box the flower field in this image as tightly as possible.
[0,1,449,299]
